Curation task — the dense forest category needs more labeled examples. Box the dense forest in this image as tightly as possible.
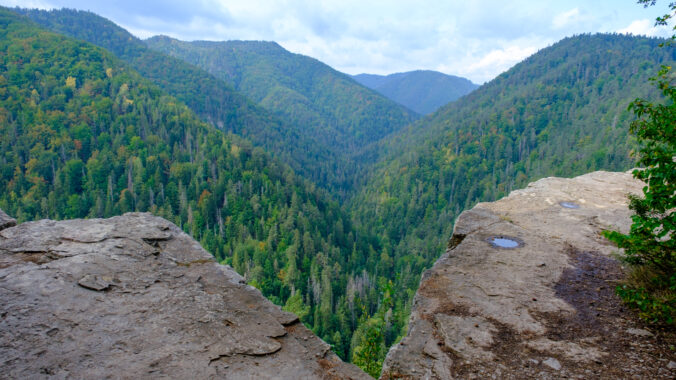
[3,5,675,377]
[353,70,479,114]
[17,8,352,194]
[0,8,408,363]
[145,36,418,194]
[145,36,417,151]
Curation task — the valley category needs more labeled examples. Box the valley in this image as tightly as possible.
[0,3,674,378]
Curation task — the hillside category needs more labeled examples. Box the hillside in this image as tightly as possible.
[0,7,396,363]
[17,8,351,193]
[5,5,675,376]
[353,70,478,114]
[348,34,674,353]
[145,36,418,161]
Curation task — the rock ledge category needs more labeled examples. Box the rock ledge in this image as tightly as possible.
[0,212,368,379]
[381,171,675,379]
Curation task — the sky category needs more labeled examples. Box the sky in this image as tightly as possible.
[2,0,673,83]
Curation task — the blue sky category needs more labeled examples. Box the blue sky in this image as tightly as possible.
[2,0,673,83]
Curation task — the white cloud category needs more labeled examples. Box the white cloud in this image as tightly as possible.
[553,8,580,29]
[467,45,540,81]
[617,19,672,37]
[2,0,53,8]
[1,0,667,83]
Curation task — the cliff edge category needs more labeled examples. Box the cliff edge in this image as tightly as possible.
[0,212,368,379]
[381,171,675,379]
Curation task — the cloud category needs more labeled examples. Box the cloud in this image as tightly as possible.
[553,8,580,29]
[617,19,672,37]
[0,0,664,83]
[2,0,53,8]
[466,45,540,81]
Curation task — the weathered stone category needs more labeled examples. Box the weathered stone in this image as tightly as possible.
[77,274,112,291]
[543,357,562,371]
[626,328,654,337]
[381,171,675,379]
[434,315,497,361]
[0,208,16,231]
[0,213,368,379]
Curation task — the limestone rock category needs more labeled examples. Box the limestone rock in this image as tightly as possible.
[381,171,675,379]
[0,208,15,231]
[626,328,653,337]
[543,357,561,371]
[0,211,368,379]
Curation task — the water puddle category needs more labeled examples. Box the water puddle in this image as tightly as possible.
[559,201,580,209]
[487,236,523,249]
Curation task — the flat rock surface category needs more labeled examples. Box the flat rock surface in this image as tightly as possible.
[0,212,368,379]
[381,171,676,379]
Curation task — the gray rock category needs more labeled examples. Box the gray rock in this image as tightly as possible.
[77,274,112,291]
[543,357,562,371]
[668,361,676,370]
[380,171,667,379]
[0,213,368,379]
[626,328,653,337]
[0,208,16,231]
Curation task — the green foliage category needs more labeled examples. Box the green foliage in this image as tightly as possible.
[18,8,351,194]
[0,8,402,362]
[145,35,419,194]
[283,289,310,320]
[145,36,417,150]
[350,281,396,376]
[351,315,385,378]
[349,34,674,349]
[608,67,676,272]
[7,5,676,372]
[353,70,479,114]
[604,2,675,325]
[616,280,675,324]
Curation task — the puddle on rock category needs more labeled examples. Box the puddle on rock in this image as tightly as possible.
[559,201,580,209]
[487,236,523,249]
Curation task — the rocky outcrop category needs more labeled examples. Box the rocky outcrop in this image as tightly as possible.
[0,208,15,231]
[381,171,675,379]
[0,212,368,379]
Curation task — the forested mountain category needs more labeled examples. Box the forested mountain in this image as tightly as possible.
[5,5,674,376]
[145,36,418,167]
[17,8,352,193]
[353,70,479,114]
[349,34,674,323]
[0,8,407,363]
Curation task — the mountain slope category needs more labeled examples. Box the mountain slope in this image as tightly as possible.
[353,70,478,114]
[349,33,674,340]
[18,8,352,192]
[145,36,419,157]
[0,7,399,362]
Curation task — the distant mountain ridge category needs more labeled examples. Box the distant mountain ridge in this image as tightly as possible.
[145,36,419,179]
[18,8,354,194]
[352,70,478,114]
